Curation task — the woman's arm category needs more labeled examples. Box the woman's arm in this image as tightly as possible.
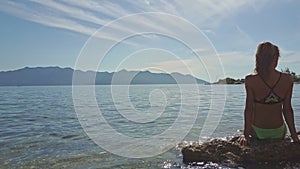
[243,76,254,139]
[283,75,299,142]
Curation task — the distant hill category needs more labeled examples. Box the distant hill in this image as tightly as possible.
[0,67,207,86]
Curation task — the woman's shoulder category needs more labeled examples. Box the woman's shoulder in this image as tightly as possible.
[244,73,259,86]
[280,72,293,84]
[245,73,258,81]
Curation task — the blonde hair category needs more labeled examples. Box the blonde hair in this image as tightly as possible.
[254,42,280,78]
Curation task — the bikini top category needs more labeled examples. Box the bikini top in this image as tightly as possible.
[254,72,284,104]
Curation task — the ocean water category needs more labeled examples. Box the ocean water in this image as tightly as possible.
[1,84,300,169]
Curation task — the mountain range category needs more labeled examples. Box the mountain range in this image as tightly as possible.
[0,66,207,86]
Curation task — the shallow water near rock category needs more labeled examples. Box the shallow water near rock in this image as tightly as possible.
[1,85,300,168]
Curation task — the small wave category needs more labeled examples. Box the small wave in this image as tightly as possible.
[61,134,80,139]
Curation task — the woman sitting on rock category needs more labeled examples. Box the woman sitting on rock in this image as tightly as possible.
[239,41,299,145]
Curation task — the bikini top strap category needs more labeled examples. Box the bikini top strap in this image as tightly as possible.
[259,72,282,90]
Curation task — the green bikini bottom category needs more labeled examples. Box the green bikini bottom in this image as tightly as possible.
[252,124,286,139]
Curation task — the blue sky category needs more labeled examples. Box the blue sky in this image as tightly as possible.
[0,0,300,82]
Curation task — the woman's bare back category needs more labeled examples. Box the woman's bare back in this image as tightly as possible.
[245,71,293,128]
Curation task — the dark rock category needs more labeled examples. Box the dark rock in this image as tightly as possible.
[181,135,300,165]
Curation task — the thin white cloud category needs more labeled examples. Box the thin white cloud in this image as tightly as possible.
[101,50,255,81]
[174,0,261,26]
[61,0,131,19]
[144,54,227,81]
[4,0,294,78]
[205,51,254,78]
[0,1,97,36]
[0,0,275,60]
[144,51,253,81]
[219,51,253,63]
[280,49,300,64]
[201,29,216,36]
[152,58,194,72]
[0,0,270,39]
[192,48,209,53]
[235,25,255,47]
[29,0,109,26]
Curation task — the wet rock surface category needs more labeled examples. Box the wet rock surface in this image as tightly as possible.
[181,135,300,165]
